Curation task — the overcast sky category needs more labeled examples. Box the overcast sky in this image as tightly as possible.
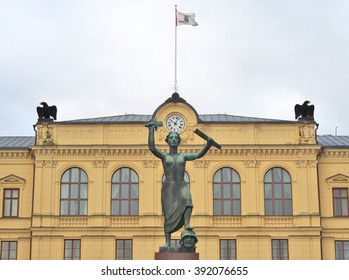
[1,0,349,136]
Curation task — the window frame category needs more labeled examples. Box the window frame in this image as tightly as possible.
[116,239,133,260]
[264,167,292,216]
[3,189,19,217]
[1,241,18,260]
[64,239,81,260]
[272,239,289,260]
[335,240,349,260]
[60,168,88,216]
[333,188,349,217]
[111,168,139,216]
[220,239,237,260]
[213,167,241,216]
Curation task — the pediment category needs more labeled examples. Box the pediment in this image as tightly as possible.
[326,173,349,184]
[0,174,26,188]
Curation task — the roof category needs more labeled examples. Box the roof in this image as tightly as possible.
[198,114,294,123]
[58,113,296,124]
[0,136,35,149]
[317,135,349,148]
[59,114,152,124]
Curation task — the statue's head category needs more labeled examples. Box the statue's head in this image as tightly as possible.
[165,132,181,147]
[180,229,198,249]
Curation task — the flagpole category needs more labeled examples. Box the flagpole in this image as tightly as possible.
[174,5,178,93]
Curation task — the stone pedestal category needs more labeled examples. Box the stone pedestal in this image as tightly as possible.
[155,251,199,260]
[155,229,199,259]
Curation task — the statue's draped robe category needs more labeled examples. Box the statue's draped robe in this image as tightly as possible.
[161,154,192,233]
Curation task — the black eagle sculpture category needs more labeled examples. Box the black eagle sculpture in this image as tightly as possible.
[37,102,57,121]
[294,101,314,120]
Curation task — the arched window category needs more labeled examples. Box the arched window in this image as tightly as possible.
[213,168,241,215]
[264,167,292,216]
[60,168,88,216]
[111,168,139,216]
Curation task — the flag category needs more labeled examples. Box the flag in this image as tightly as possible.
[176,10,198,26]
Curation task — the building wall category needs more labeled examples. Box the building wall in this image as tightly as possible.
[318,148,349,260]
[0,150,33,260]
[0,99,347,260]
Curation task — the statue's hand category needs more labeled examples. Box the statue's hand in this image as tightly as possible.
[145,119,163,131]
[145,120,156,129]
[207,137,214,146]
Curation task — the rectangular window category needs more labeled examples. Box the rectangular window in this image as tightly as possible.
[333,188,349,216]
[64,240,81,260]
[335,241,349,260]
[220,239,236,260]
[1,241,17,260]
[3,189,19,217]
[272,239,288,260]
[116,240,132,260]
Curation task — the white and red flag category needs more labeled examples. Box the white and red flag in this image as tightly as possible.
[176,10,199,26]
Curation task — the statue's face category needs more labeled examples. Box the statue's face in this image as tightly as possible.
[167,132,180,147]
[182,236,196,248]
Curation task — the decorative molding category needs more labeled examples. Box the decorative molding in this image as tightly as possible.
[44,160,57,168]
[194,160,208,168]
[156,127,167,142]
[321,151,349,158]
[30,147,322,159]
[213,216,242,227]
[36,123,54,146]
[296,160,308,168]
[244,160,260,168]
[93,160,108,168]
[326,173,349,185]
[298,123,316,144]
[0,151,32,160]
[207,147,320,157]
[296,160,318,168]
[265,217,293,227]
[180,125,196,144]
[35,160,44,168]
[35,160,57,168]
[59,217,88,227]
[144,160,159,168]
[0,174,26,190]
[110,217,139,227]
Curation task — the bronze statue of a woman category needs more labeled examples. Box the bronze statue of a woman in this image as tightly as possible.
[146,119,214,248]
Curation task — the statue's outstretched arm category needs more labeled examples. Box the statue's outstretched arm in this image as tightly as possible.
[146,120,165,159]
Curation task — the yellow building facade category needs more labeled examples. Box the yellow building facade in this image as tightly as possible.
[1,94,349,260]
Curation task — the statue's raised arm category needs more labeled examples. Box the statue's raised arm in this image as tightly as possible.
[183,137,213,161]
[184,128,220,161]
[145,119,165,159]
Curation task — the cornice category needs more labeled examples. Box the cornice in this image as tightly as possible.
[0,150,32,160]
[321,150,349,158]
[30,146,321,158]
[205,146,321,157]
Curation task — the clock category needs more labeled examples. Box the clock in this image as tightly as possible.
[166,114,185,132]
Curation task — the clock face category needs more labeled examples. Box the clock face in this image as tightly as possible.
[166,114,185,132]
